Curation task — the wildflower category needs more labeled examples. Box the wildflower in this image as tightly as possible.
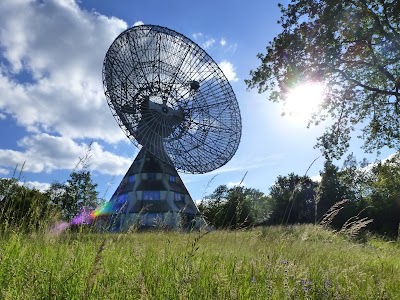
[324,279,332,289]
[301,279,312,292]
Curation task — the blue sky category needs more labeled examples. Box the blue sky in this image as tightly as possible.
[0,0,394,201]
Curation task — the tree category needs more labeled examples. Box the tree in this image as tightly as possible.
[199,185,271,229]
[317,160,352,220]
[315,160,361,228]
[363,154,400,236]
[268,173,317,225]
[339,153,372,202]
[0,179,58,231]
[198,185,229,228]
[246,0,400,159]
[48,170,98,221]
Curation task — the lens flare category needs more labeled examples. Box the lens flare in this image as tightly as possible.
[49,201,122,234]
[91,202,117,217]
[71,209,93,225]
[49,221,70,235]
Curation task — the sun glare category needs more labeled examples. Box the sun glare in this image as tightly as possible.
[283,82,325,122]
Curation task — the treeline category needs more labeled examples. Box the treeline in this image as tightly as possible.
[0,170,98,232]
[199,153,400,237]
[1,153,400,237]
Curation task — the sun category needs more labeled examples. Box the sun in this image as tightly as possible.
[283,82,325,122]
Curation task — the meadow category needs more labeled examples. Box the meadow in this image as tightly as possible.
[0,225,399,299]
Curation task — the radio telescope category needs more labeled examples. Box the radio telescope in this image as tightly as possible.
[102,25,241,230]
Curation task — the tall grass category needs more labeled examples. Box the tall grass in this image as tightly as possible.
[0,179,60,235]
[0,225,399,299]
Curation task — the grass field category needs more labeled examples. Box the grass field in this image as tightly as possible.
[0,225,399,299]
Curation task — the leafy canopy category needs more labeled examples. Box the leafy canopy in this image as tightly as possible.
[48,170,98,221]
[268,173,317,224]
[199,185,270,229]
[246,0,400,159]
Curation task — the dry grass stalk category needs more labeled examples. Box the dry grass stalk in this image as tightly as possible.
[319,199,349,226]
[339,206,373,238]
[340,216,374,238]
[84,238,107,297]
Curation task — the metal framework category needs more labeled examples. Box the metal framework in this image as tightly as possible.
[103,25,241,174]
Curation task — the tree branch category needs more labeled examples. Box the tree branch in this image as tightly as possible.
[380,0,400,38]
[322,63,399,97]
[366,38,396,82]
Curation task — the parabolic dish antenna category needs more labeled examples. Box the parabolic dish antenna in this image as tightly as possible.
[103,25,241,174]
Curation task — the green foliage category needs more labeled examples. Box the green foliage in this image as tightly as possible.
[326,153,400,236]
[268,173,317,225]
[246,0,400,159]
[200,160,399,237]
[199,185,271,229]
[0,178,58,232]
[48,170,99,221]
[1,226,400,299]
[316,160,356,227]
[363,153,400,236]
[339,153,372,202]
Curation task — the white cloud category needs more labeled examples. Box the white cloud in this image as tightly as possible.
[226,181,245,188]
[381,152,399,164]
[218,60,239,82]
[0,0,128,143]
[0,167,9,175]
[0,2,245,183]
[356,152,400,173]
[0,112,6,120]
[192,32,203,40]
[227,43,238,53]
[202,38,215,49]
[310,175,321,182]
[0,133,133,175]
[181,154,284,183]
[20,181,51,192]
[191,32,236,53]
[133,20,144,27]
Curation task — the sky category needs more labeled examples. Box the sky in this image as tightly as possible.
[0,0,394,201]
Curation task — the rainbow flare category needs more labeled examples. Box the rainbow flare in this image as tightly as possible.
[72,201,121,224]
[91,201,117,218]
[50,201,121,234]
